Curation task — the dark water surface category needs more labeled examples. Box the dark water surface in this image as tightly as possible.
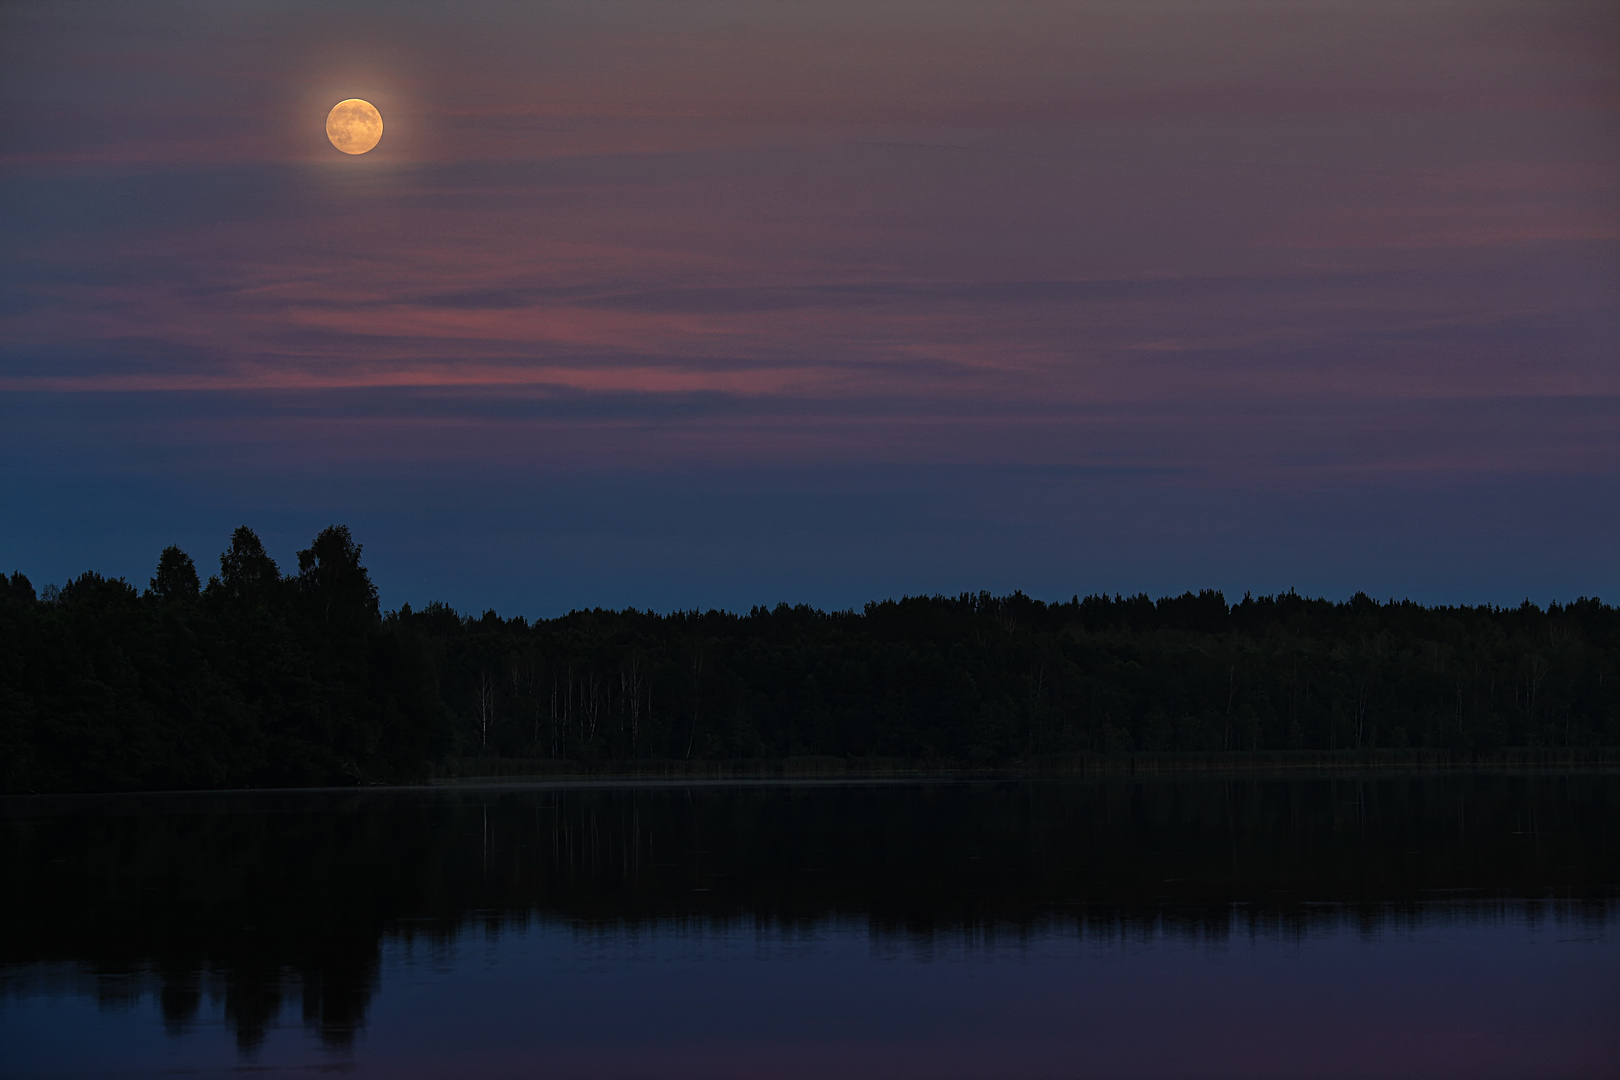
[3,773,1617,1078]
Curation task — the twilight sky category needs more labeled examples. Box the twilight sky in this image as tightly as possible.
[2,0,1617,614]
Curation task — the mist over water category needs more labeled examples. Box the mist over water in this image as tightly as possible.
[3,774,1616,1077]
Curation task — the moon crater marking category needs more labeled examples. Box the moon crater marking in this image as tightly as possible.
[327,99,383,155]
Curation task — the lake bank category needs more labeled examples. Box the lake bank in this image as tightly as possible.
[432,747,1620,785]
[7,750,1616,800]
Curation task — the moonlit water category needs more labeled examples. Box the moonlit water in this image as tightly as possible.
[3,776,1617,1078]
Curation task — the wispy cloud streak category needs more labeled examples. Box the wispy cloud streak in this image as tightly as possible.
[1,0,1616,603]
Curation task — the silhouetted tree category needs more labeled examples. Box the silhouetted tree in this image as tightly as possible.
[215,527,280,606]
[3,572,35,604]
[297,526,378,632]
[148,546,200,603]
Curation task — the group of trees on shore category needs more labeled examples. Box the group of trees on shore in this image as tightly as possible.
[1,527,439,793]
[2,526,1617,792]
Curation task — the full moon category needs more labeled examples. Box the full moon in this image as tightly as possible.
[326,99,383,155]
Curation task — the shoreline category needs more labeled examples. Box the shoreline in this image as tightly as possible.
[6,749,1618,800]
[434,746,1620,780]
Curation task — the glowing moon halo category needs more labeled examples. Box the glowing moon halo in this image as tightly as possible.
[326,99,383,155]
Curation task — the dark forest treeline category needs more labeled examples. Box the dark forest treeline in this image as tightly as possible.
[1,527,442,793]
[2,526,1617,792]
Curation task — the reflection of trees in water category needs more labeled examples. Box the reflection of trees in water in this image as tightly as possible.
[0,961,373,1053]
[3,774,1616,1051]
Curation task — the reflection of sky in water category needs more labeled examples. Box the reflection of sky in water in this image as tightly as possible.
[5,915,1617,1079]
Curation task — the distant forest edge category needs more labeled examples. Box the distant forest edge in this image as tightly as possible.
[2,526,1617,794]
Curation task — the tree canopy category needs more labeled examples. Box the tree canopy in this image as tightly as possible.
[1,528,1616,793]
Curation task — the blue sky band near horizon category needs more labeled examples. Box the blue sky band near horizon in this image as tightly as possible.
[1,0,1616,616]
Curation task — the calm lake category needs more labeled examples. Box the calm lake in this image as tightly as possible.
[2,773,1616,1078]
